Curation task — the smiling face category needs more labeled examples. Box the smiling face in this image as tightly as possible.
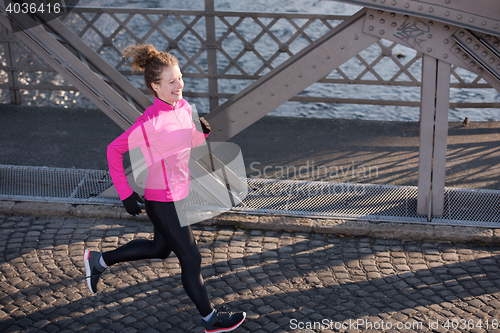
[151,65,184,105]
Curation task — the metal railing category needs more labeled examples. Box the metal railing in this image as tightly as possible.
[2,164,499,227]
[0,5,496,110]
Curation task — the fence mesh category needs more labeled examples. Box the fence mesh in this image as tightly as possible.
[1,164,499,227]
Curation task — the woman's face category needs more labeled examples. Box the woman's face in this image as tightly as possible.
[152,65,184,105]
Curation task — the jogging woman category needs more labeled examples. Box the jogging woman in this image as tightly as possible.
[84,44,245,333]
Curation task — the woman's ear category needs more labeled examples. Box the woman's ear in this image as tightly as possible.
[151,82,158,92]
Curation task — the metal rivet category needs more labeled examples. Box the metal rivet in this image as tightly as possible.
[404,3,409,8]
[466,38,472,44]
[458,31,465,37]
[380,30,385,35]
[443,53,448,59]
[454,48,461,53]
[474,44,480,50]
[462,54,468,60]
[390,13,396,17]
[477,68,483,73]
[284,83,288,87]
[445,0,451,3]
[469,17,474,23]
[482,51,488,57]
[312,65,316,68]
[392,0,396,5]
[391,22,397,27]
[445,11,450,16]
[326,55,331,59]
[429,7,434,13]
[444,25,449,31]
[257,101,262,104]
[244,110,248,114]
[494,42,500,47]
[444,39,449,44]
[340,46,345,49]
[482,21,487,26]
[489,58,495,63]
[355,35,359,40]
[369,15,374,20]
[485,35,491,40]
[457,14,462,19]
[418,5,423,10]
[494,24,499,29]
[427,47,432,52]
[380,19,385,24]
[231,119,235,122]
[218,127,222,131]
[428,21,433,26]
[271,92,275,96]
[298,74,302,78]
[380,0,385,2]
[497,64,500,70]
[369,26,374,31]
[428,34,433,39]
[469,61,475,66]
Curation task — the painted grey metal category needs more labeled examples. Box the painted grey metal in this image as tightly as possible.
[0,8,143,129]
[205,0,219,110]
[452,29,500,86]
[416,54,436,216]
[330,0,500,37]
[204,8,380,142]
[361,8,500,93]
[0,7,495,109]
[431,60,451,216]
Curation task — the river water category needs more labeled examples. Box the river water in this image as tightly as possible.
[73,0,500,121]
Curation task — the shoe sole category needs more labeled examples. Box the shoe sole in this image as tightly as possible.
[83,250,96,294]
[205,312,246,333]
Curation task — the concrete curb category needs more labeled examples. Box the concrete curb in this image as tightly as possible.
[1,199,499,244]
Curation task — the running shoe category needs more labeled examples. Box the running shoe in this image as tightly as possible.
[203,307,246,333]
[84,250,106,294]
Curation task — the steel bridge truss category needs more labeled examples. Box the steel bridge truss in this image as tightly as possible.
[0,0,499,224]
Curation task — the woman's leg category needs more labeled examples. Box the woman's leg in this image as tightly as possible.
[145,199,213,317]
[102,226,172,266]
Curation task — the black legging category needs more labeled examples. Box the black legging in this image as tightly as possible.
[102,199,213,317]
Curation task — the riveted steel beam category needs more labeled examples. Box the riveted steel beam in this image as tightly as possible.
[362,8,500,93]
[330,0,500,37]
[205,8,380,142]
[451,29,500,86]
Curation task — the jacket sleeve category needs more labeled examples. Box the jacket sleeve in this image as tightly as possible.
[107,119,149,201]
[191,125,209,148]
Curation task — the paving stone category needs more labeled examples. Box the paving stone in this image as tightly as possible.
[1,214,500,332]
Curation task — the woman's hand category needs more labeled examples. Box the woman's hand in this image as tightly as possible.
[122,192,145,216]
[199,117,211,134]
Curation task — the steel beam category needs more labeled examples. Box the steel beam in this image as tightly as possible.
[431,60,451,216]
[417,54,436,217]
[330,0,500,37]
[362,8,500,93]
[205,8,380,142]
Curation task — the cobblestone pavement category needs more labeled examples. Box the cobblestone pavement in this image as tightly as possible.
[2,214,500,333]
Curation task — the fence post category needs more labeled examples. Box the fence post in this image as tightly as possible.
[4,29,21,104]
[205,0,219,110]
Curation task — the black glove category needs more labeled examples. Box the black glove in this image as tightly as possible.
[122,192,144,216]
[199,117,211,134]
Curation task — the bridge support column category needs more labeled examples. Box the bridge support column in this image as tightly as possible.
[417,54,451,217]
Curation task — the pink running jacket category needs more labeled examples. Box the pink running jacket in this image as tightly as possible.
[107,98,209,202]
